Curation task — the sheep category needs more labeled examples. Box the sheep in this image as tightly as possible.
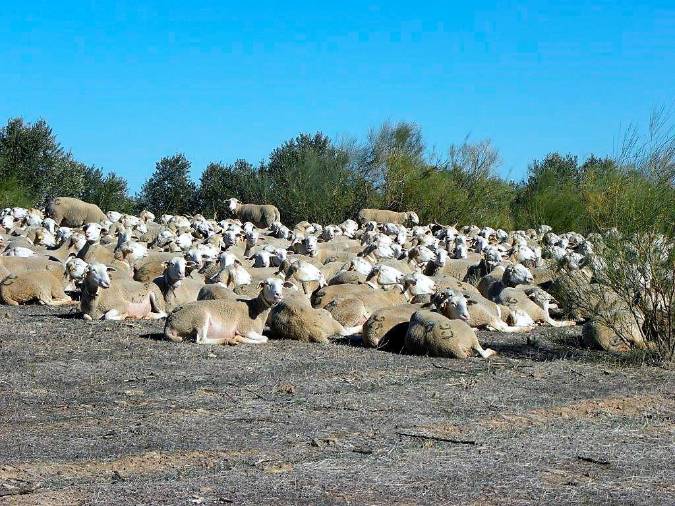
[362,304,422,350]
[283,259,326,294]
[0,271,73,306]
[197,282,237,301]
[0,256,65,277]
[357,208,419,226]
[164,277,283,344]
[207,260,252,289]
[405,310,496,359]
[268,298,359,343]
[153,257,203,311]
[79,263,166,320]
[289,235,319,257]
[226,198,280,228]
[339,219,359,238]
[59,257,88,292]
[581,312,649,352]
[45,197,107,227]
[433,288,533,333]
[366,264,406,291]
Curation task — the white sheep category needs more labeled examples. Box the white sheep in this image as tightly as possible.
[79,263,166,320]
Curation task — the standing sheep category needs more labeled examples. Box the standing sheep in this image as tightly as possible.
[226,198,280,228]
[45,197,107,227]
[357,209,419,226]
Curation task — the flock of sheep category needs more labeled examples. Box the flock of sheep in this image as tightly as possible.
[0,195,646,359]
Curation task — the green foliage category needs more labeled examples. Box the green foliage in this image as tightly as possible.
[0,117,135,212]
[197,160,269,219]
[265,133,372,225]
[137,154,197,216]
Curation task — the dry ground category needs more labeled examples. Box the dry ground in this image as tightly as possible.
[0,305,673,505]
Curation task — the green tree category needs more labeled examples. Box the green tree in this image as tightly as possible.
[197,159,270,219]
[265,133,371,224]
[137,154,197,215]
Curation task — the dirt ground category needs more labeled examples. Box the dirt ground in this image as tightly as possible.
[0,305,673,505]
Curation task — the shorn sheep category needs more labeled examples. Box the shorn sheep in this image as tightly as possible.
[164,277,283,344]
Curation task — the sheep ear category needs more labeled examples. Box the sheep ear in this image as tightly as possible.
[258,280,265,288]
[107,266,116,272]
[282,281,295,289]
[467,299,478,305]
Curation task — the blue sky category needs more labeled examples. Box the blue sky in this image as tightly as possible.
[1,1,673,192]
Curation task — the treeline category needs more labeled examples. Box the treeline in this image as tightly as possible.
[1,117,673,235]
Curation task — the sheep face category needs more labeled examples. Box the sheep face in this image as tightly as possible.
[65,258,88,291]
[435,289,470,322]
[302,236,318,256]
[83,223,102,242]
[349,257,373,276]
[226,198,239,213]
[406,212,420,225]
[1,215,13,229]
[166,257,187,285]
[504,264,534,287]
[223,231,238,248]
[245,230,259,246]
[261,277,284,305]
[42,218,57,234]
[86,263,113,289]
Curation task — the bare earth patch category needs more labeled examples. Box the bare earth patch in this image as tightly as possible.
[1,305,673,505]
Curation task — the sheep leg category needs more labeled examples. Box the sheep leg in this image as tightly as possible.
[103,309,125,320]
[47,296,75,306]
[3,297,19,306]
[340,325,363,336]
[195,315,231,345]
[148,292,167,319]
[487,319,534,333]
[473,341,497,358]
[236,331,268,344]
[545,317,576,327]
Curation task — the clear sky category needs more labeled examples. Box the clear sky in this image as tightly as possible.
[2,1,673,192]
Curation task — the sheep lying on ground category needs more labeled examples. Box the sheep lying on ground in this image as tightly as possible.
[362,303,422,350]
[357,209,420,226]
[80,263,166,320]
[153,257,203,311]
[581,312,649,352]
[164,277,283,344]
[197,282,237,301]
[226,198,280,228]
[405,310,496,359]
[45,197,107,227]
[0,271,73,306]
[433,288,533,333]
[268,297,359,343]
